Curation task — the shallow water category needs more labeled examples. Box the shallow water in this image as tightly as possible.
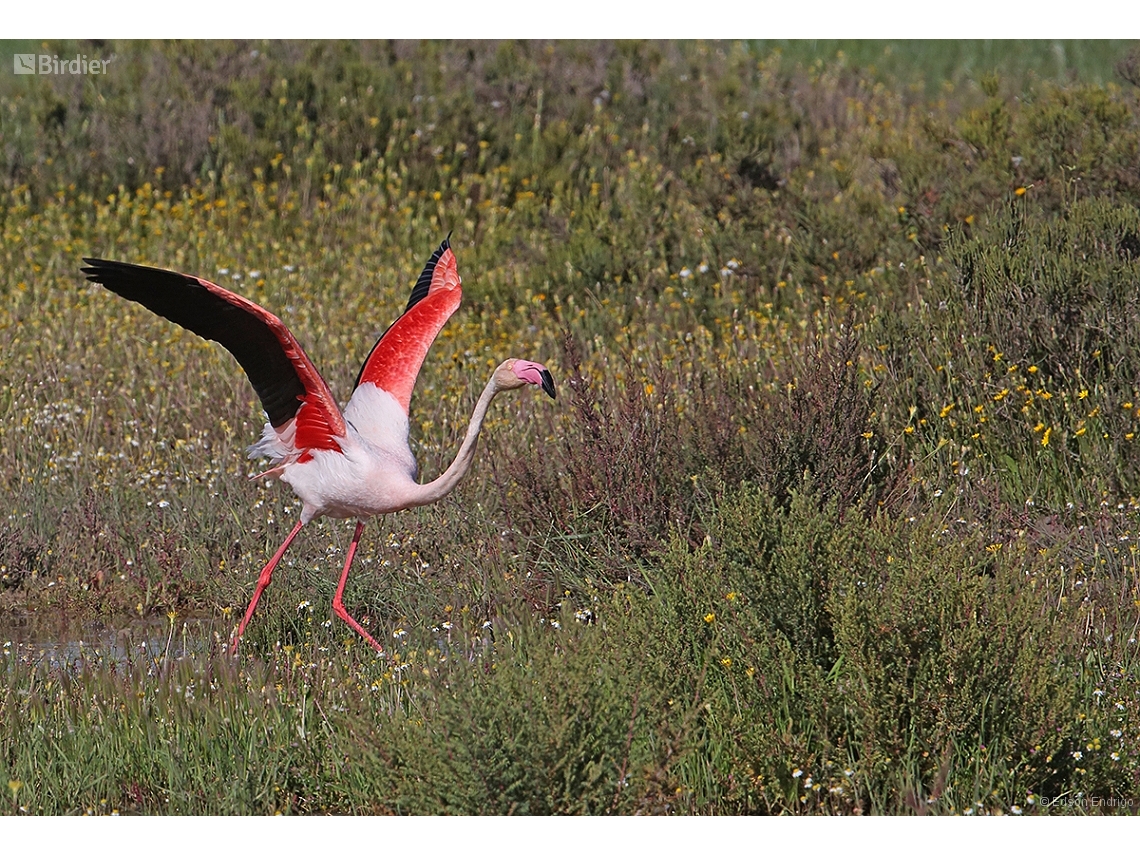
[0,611,221,667]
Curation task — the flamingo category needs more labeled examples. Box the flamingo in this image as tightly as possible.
[80,238,555,654]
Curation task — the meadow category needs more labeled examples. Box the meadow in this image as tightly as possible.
[1,39,1140,814]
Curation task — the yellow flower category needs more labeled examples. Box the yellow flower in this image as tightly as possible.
[703,612,716,624]
[1041,427,1052,447]
[939,403,955,418]
[1015,186,1027,196]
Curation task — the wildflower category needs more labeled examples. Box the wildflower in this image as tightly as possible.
[157,500,170,508]
[297,600,311,611]
[939,403,955,418]
[1015,186,1027,196]
[441,621,453,631]
[1111,752,1121,761]
[792,768,803,778]
[392,628,407,639]
[703,612,716,624]
[1072,750,1083,760]
[1011,805,1022,815]
[720,657,732,668]
[678,267,692,279]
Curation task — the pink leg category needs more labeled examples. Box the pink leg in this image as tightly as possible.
[230,519,305,655]
[332,520,384,654]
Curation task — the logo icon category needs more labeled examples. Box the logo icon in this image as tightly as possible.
[13,54,36,74]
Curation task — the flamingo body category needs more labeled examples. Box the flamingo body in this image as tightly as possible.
[80,238,554,653]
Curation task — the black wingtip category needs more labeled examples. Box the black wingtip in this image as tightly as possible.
[540,368,556,400]
[80,257,108,280]
[405,235,455,314]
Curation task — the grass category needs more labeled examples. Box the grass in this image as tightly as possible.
[2,39,1140,814]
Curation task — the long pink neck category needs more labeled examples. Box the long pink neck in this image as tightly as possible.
[404,374,501,507]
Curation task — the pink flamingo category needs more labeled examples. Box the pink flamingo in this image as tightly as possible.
[81,238,555,654]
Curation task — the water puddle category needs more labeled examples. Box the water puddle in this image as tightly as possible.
[1,611,221,668]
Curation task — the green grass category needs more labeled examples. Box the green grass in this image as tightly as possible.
[2,39,1140,814]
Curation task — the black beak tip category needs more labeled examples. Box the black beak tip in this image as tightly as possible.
[540,369,556,400]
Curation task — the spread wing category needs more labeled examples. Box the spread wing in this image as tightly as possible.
[353,237,462,414]
[81,258,346,452]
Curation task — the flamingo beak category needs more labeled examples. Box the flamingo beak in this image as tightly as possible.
[540,368,556,400]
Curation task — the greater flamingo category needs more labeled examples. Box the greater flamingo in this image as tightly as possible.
[81,238,555,654]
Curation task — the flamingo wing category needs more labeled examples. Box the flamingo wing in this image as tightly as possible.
[353,237,462,414]
[81,258,346,450]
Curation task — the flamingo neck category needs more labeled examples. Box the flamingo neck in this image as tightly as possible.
[406,374,501,506]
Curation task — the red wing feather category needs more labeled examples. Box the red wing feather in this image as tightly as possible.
[354,239,462,414]
[81,258,346,450]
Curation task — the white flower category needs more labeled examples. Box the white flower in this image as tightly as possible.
[296,600,311,611]
[679,267,692,279]
[792,768,803,778]
[157,500,170,509]
[392,628,408,639]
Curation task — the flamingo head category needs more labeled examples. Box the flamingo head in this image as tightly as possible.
[497,358,557,399]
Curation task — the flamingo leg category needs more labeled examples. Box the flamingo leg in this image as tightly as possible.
[230,519,305,654]
[331,520,384,654]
